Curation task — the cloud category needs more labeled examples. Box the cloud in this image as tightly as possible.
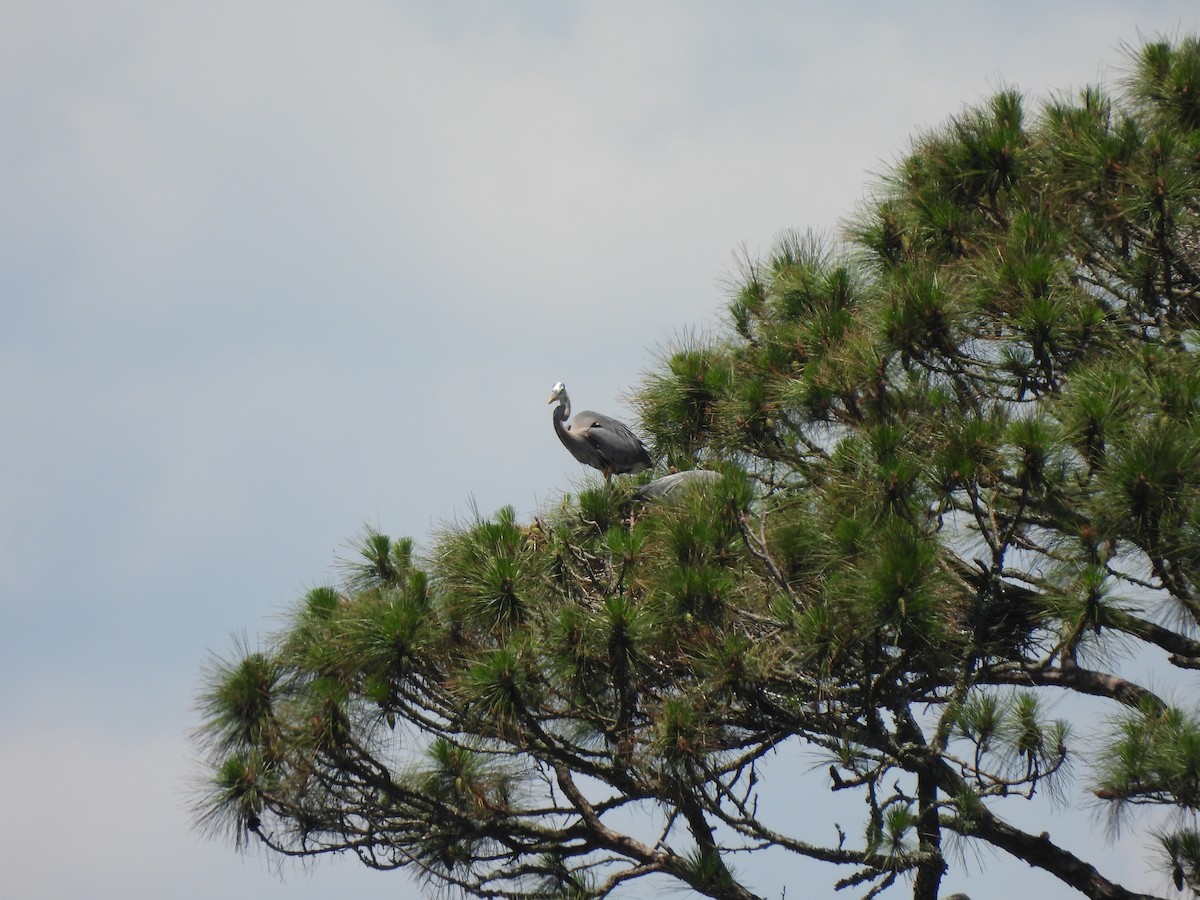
[0,718,415,899]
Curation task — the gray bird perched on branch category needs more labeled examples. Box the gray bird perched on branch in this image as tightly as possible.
[548,382,652,483]
[633,469,722,503]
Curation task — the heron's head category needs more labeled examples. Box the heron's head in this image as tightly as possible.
[548,382,567,404]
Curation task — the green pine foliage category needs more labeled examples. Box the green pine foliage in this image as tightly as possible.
[194,37,1200,900]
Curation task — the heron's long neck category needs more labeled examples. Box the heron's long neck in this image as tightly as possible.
[553,396,572,444]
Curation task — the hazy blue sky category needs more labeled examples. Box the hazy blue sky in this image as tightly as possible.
[3,3,1199,898]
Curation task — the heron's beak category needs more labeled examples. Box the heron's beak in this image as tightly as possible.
[547,394,557,404]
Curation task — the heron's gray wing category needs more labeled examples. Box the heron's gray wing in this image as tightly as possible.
[634,469,722,502]
[574,411,652,472]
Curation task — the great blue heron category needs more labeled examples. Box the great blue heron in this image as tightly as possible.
[548,382,652,483]
[633,469,722,503]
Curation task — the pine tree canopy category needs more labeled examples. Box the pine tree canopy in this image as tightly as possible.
[194,36,1200,900]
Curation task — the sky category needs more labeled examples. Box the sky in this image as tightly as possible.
[2,2,1199,898]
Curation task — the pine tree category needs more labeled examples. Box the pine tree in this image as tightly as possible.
[194,37,1200,900]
